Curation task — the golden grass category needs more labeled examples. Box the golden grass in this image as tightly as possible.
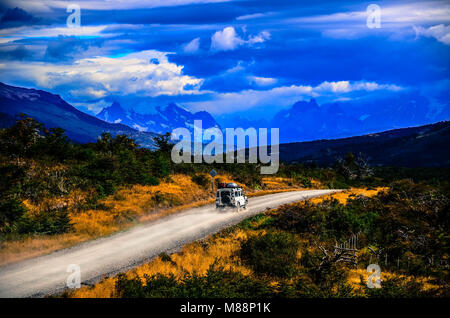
[309,187,387,205]
[347,268,440,293]
[310,179,324,189]
[347,268,400,289]
[261,177,293,190]
[0,233,91,266]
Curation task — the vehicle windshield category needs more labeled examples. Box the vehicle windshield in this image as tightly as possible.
[219,190,232,198]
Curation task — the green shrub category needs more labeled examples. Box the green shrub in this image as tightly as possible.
[238,214,275,230]
[235,173,262,188]
[362,277,432,298]
[150,191,181,208]
[240,231,299,278]
[16,207,72,235]
[294,274,355,298]
[0,198,27,232]
[152,153,171,178]
[297,175,312,188]
[191,174,210,188]
[115,266,276,298]
[139,174,159,186]
[273,198,379,241]
[96,181,116,197]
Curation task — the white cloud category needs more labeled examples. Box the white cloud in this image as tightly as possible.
[291,3,450,25]
[2,0,232,12]
[414,24,450,45]
[224,60,245,73]
[247,76,277,87]
[0,24,148,43]
[316,81,402,93]
[0,50,204,99]
[71,100,111,114]
[187,81,403,115]
[211,27,244,51]
[248,31,271,44]
[211,27,270,51]
[287,2,450,39]
[380,4,450,24]
[0,25,106,37]
[183,37,201,53]
[70,87,108,99]
[236,13,270,21]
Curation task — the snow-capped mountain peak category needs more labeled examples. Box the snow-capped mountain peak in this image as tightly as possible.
[96,102,221,134]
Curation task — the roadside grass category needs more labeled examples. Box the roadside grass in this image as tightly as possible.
[346,268,440,293]
[308,187,388,205]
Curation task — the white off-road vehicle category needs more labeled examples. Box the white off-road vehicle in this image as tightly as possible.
[216,183,248,211]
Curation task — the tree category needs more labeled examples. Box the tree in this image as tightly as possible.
[355,152,373,179]
[95,132,114,155]
[40,127,71,160]
[335,152,372,181]
[0,113,43,158]
[153,132,172,154]
[113,134,138,152]
[0,198,27,231]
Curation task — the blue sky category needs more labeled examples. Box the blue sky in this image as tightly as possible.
[0,0,448,122]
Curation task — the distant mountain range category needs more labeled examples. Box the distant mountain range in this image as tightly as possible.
[0,82,158,147]
[279,121,450,167]
[1,82,449,167]
[96,101,220,134]
[221,93,449,143]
